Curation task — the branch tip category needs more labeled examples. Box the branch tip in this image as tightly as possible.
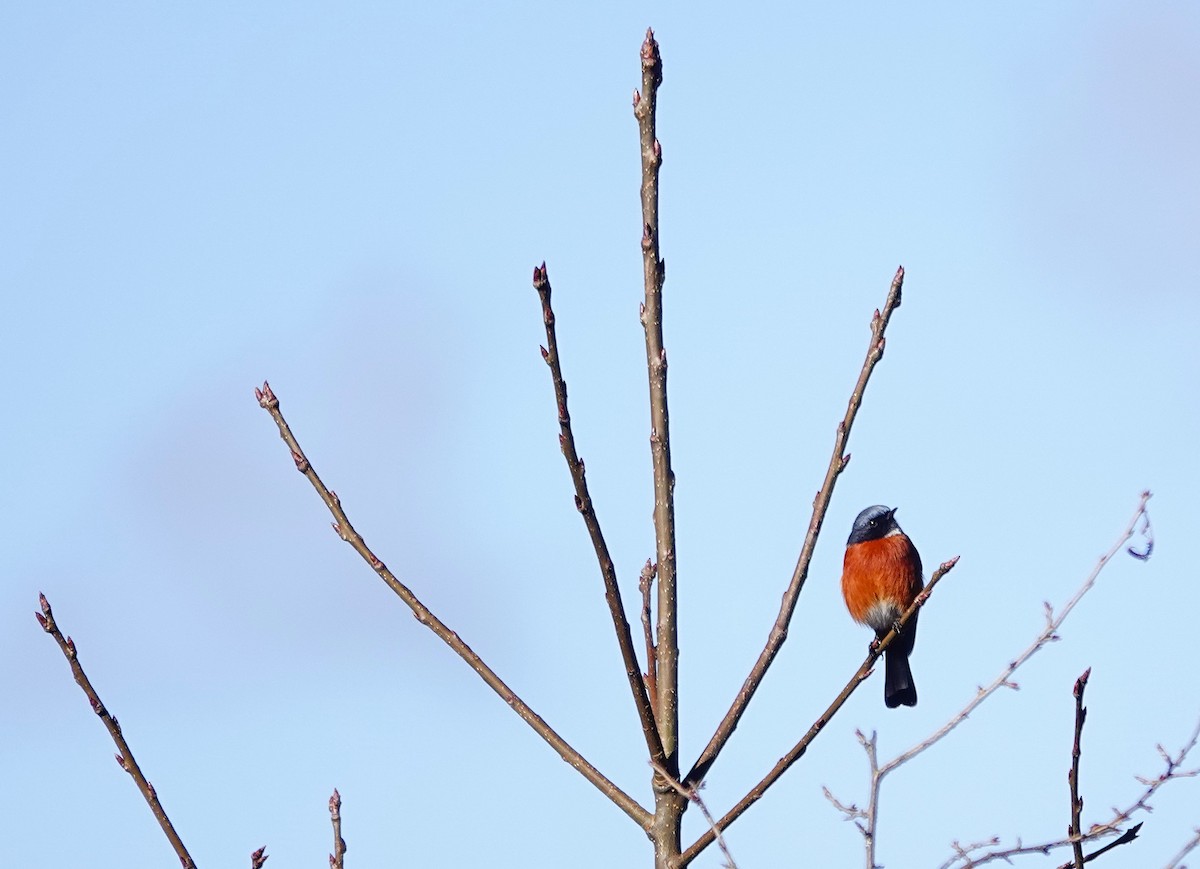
[1074,668,1091,696]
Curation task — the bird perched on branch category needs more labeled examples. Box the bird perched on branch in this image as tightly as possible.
[841,505,924,708]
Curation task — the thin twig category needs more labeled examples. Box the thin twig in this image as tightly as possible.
[639,558,659,720]
[532,263,665,765]
[633,26,679,779]
[329,789,346,869]
[1054,823,1141,868]
[937,715,1200,869]
[1164,827,1200,869]
[675,554,959,866]
[828,492,1153,869]
[1069,668,1092,869]
[34,594,197,868]
[651,762,738,869]
[255,382,651,829]
[686,265,906,788]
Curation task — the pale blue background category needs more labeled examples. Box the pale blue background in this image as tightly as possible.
[4,3,1198,867]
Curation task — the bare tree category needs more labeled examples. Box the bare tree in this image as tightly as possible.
[35,29,1191,869]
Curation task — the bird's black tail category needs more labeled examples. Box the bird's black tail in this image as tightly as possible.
[884,649,917,708]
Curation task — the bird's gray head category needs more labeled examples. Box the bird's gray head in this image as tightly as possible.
[847,505,901,546]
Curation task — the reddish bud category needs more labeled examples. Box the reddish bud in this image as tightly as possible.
[39,593,51,615]
[1074,667,1092,696]
[65,636,76,657]
[258,381,278,408]
[115,753,126,769]
[331,521,341,535]
[574,494,584,512]
[35,612,48,630]
[633,89,641,107]
[90,696,103,714]
[653,139,661,160]
[841,453,851,468]
[539,345,549,361]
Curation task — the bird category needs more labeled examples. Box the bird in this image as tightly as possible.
[841,505,925,708]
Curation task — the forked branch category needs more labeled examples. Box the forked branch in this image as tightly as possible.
[633,27,679,776]
[532,263,665,765]
[938,711,1197,869]
[826,492,1155,869]
[677,554,960,866]
[687,265,906,788]
[255,382,651,828]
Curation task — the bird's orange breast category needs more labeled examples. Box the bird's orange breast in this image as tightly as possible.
[842,535,924,629]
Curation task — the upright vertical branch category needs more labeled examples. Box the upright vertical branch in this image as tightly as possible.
[633,27,687,868]
[34,594,197,869]
[532,264,665,765]
[634,28,676,768]
[1069,669,1090,869]
[329,789,346,869]
[686,265,906,787]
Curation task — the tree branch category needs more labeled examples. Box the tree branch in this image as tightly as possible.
[686,265,906,788]
[633,28,689,868]
[633,27,678,776]
[938,714,1199,869]
[1164,826,1200,869]
[329,788,346,869]
[1068,668,1091,869]
[532,263,666,765]
[651,761,739,869]
[255,381,651,828]
[677,554,959,866]
[640,558,659,720]
[34,594,197,869]
[1055,823,1141,868]
[826,491,1154,869]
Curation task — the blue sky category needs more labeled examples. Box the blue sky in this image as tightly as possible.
[3,3,1198,867]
